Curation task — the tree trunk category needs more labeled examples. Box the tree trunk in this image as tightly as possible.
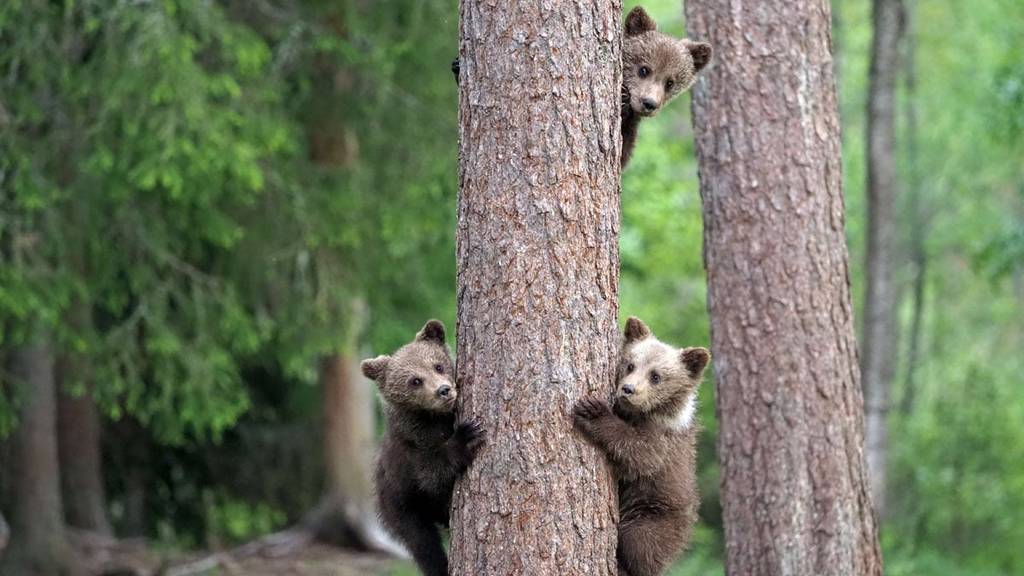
[0,339,77,575]
[57,386,110,534]
[861,0,905,518]
[900,0,925,415]
[685,0,884,574]
[57,301,111,535]
[305,315,397,553]
[449,1,622,574]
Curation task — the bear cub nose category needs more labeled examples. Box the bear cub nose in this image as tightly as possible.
[621,384,636,396]
[641,98,658,111]
[436,385,452,398]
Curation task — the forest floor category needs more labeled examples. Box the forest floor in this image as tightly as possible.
[73,530,412,576]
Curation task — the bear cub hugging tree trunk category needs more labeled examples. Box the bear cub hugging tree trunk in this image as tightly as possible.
[573,317,710,576]
[361,320,486,576]
[452,6,711,170]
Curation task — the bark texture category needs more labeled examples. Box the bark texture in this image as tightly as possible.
[862,0,905,518]
[685,0,884,574]
[450,1,622,574]
[0,340,77,575]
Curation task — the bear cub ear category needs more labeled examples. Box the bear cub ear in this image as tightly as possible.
[680,347,711,378]
[687,41,713,73]
[361,355,391,381]
[624,316,652,343]
[625,6,657,37]
[416,319,446,344]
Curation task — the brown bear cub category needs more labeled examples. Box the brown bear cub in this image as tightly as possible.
[573,317,710,576]
[452,6,710,170]
[361,320,485,576]
[620,6,712,168]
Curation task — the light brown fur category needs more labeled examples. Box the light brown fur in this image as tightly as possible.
[621,7,712,168]
[574,317,710,576]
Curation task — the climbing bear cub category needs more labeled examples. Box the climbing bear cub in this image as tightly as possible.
[573,317,710,576]
[620,6,712,168]
[361,320,485,576]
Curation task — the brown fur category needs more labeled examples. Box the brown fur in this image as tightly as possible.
[573,317,710,576]
[361,320,485,576]
[621,7,712,168]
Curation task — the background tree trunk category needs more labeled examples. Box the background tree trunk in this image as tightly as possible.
[899,0,925,415]
[861,0,905,519]
[304,303,397,554]
[57,386,110,534]
[449,1,622,574]
[685,0,884,574]
[0,338,77,575]
[57,301,111,535]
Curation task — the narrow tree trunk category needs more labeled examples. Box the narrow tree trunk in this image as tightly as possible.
[57,301,111,535]
[450,1,622,574]
[861,0,905,518]
[900,0,925,414]
[685,0,884,574]
[0,338,77,575]
[57,386,110,534]
[305,313,396,553]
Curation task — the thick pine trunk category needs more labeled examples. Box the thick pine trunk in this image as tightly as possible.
[685,0,884,574]
[861,0,904,518]
[0,339,77,575]
[449,1,622,574]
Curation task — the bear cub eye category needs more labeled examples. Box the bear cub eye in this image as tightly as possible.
[434,363,445,374]
[410,377,424,387]
[649,371,661,385]
[638,66,651,78]
[665,79,675,90]
[626,362,636,374]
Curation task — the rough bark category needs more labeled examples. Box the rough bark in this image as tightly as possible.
[450,1,622,574]
[861,0,905,518]
[0,339,78,575]
[685,0,884,574]
[57,301,111,535]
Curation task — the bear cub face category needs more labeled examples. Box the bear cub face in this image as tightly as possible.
[622,7,712,118]
[361,320,457,414]
[614,317,710,425]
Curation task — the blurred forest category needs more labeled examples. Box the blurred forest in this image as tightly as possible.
[1,0,1022,575]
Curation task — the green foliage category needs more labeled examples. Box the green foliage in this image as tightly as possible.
[203,491,287,546]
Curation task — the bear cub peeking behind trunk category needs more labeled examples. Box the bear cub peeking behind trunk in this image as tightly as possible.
[573,317,710,576]
[361,320,486,576]
[620,6,712,168]
[451,6,710,170]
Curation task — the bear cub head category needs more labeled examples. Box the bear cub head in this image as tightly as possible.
[361,320,457,414]
[614,316,710,427]
[622,6,712,118]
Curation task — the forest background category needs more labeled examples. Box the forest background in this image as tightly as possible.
[1,0,1022,574]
